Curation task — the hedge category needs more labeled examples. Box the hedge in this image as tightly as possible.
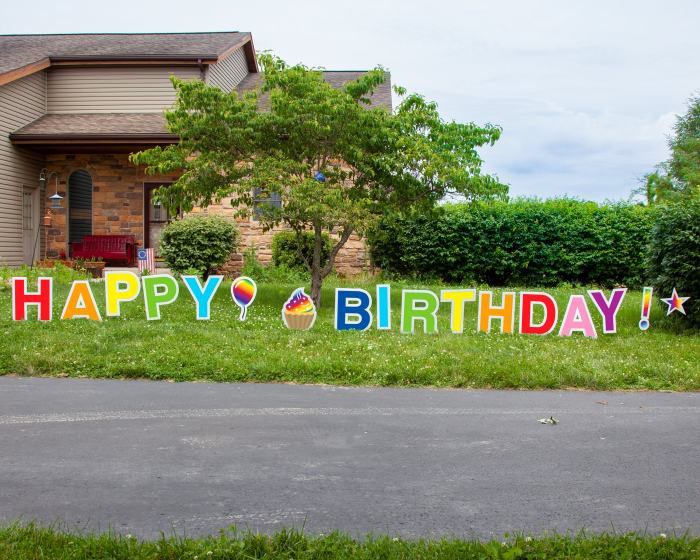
[368,199,655,287]
[648,199,700,327]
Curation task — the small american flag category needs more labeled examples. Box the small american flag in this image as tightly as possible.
[137,248,155,274]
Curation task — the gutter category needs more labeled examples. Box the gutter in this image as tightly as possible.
[10,133,179,145]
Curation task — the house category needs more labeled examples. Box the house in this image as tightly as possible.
[0,32,392,273]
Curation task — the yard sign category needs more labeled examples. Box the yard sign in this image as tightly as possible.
[9,273,690,337]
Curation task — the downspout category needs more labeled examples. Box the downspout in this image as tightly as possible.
[198,58,205,81]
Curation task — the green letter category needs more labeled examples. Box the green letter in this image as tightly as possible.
[142,274,180,321]
[401,290,440,334]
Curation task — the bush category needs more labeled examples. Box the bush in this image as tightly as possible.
[241,245,309,284]
[648,199,700,327]
[159,215,239,277]
[271,231,332,271]
[368,199,655,287]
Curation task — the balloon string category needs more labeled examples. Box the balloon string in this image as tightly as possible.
[239,306,247,321]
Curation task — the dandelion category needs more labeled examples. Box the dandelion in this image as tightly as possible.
[659,533,667,539]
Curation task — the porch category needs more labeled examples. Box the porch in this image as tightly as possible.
[40,153,179,263]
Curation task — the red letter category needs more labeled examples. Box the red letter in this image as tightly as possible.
[11,277,53,321]
[519,292,558,335]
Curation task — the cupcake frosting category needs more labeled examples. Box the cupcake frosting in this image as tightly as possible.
[284,288,315,314]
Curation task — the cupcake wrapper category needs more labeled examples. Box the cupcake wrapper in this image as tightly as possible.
[284,312,316,331]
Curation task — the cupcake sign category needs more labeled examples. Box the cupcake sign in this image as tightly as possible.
[282,287,317,330]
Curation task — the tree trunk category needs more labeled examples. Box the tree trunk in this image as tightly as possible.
[310,224,354,309]
[310,221,323,308]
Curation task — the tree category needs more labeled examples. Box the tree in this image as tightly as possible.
[637,93,700,204]
[131,54,507,307]
[668,93,700,196]
[634,165,676,206]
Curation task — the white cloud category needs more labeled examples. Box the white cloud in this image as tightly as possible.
[2,0,698,201]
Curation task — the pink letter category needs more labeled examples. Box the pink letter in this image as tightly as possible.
[588,289,626,334]
[558,295,597,338]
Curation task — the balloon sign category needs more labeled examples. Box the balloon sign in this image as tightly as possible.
[231,276,257,321]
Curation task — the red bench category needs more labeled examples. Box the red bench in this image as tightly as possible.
[71,235,137,265]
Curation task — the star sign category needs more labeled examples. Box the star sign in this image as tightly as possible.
[660,288,690,316]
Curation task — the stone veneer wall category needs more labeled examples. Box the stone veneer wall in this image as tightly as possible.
[43,153,179,259]
[191,197,370,276]
[43,153,370,275]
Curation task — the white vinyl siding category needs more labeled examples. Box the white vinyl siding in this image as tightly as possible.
[0,71,46,265]
[47,66,202,113]
[206,48,248,92]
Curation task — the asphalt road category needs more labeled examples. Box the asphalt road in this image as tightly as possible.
[0,377,698,540]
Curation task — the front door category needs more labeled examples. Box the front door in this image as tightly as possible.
[22,187,39,264]
[144,183,173,255]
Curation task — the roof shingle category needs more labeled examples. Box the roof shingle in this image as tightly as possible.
[11,113,172,137]
[0,32,248,77]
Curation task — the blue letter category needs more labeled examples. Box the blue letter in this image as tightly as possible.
[335,288,373,331]
[183,275,223,320]
[376,284,391,330]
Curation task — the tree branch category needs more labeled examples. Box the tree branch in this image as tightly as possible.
[292,226,312,272]
[321,226,353,278]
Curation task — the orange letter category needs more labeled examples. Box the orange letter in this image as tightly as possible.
[61,280,101,321]
[478,291,515,333]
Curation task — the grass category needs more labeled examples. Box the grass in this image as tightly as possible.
[1,523,698,560]
[0,272,698,390]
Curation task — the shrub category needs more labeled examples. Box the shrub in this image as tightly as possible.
[159,215,239,277]
[648,199,700,327]
[241,245,309,284]
[271,231,332,271]
[368,199,655,287]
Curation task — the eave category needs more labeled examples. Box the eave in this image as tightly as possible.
[9,133,179,154]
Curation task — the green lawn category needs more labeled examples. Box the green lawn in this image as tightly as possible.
[1,276,698,390]
[1,523,698,560]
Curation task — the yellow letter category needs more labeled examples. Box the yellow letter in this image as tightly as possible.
[105,271,141,317]
[440,289,476,333]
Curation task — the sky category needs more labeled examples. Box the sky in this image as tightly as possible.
[2,0,699,202]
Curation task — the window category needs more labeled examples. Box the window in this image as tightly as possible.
[22,191,33,231]
[252,188,282,220]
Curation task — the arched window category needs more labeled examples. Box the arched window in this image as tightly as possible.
[68,170,93,245]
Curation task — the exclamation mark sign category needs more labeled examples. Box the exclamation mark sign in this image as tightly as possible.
[639,287,653,330]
